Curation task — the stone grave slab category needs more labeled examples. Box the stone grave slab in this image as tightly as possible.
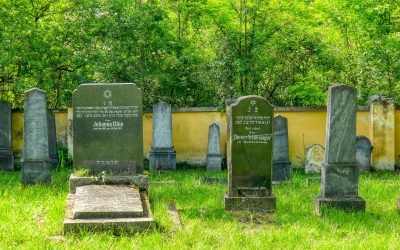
[73,185,143,219]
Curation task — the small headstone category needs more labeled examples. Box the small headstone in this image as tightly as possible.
[73,83,143,175]
[224,96,276,212]
[305,144,325,174]
[47,112,59,169]
[314,85,365,214]
[149,102,176,171]
[206,123,222,171]
[356,136,373,172]
[272,115,291,181]
[0,100,14,171]
[22,88,51,185]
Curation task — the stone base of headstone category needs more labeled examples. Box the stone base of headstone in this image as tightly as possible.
[149,147,176,171]
[63,175,153,234]
[22,160,51,185]
[50,155,59,169]
[206,154,222,171]
[314,195,365,215]
[272,160,291,182]
[224,193,276,212]
[0,148,14,171]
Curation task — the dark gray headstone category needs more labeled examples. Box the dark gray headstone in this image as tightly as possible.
[207,123,222,171]
[149,102,176,171]
[315,85,365,214]
[22,88,51,185]
[0,100,14,171]
[272,115,291,181]
[47,112,59,169]
[73,83,143,175]
[224,96,276,212]
[356,136,373,172]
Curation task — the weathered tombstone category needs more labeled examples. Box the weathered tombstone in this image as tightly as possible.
[149,102,176,171]
[314,85,365,214]
[21,88,51,185]
[224,96,276,212]
[206,123,222,171]
[305,144,325,174]
[0,100,14,171]
[272,115,291,181]
[47,112,59,169]
[72,83,143,174]
[356,136,373,172]
[64,83,153,233]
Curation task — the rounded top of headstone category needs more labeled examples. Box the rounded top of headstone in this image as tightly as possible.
[73,83,140,95]
[153,101,171,108]
[328,84,356,92]
[24,87,47,95]
[274,115,287,121]
[368,94,394,106]
[231,95,273,108]
[356,135,372,147]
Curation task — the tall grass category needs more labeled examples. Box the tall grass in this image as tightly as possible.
[0,169,399,249]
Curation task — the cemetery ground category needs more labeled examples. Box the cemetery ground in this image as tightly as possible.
[1,167,400,249]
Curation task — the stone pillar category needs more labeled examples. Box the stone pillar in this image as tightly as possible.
[272,115,291,181]
[48,112,59,169]
[149,102,176,171]
[206,123,222,171]
[356,136,373,172]
[67,101,73,157]
[0,100,14,171]
[314,85,365,214]
[369,95,395,171]
[22,88,51,185]
[305,144,324,174]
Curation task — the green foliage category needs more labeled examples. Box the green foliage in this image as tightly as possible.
[0,0,399,107]
[73,168,91,177]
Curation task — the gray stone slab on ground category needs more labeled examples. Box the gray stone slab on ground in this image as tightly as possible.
[22,88,51,185]
[356,136,373,172]
[73,185,143,219]
[225,96,276,212]
[149,102,176,171]
[315,85,365,214]
[0,100,14,171]
[272,115,291,181]
[305,144,325,174]
[207,123,222,171]
[73,83,143,175]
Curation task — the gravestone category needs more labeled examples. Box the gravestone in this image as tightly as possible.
[22,88,51,185]
[272,115,291,181]
[305,144,325,174]
[48,112,59,169]
[356,136,373,172]
[314,85,365,214]
[0,100,14,171]
[206,123,222,171]
[72,83,143,175]
[149,102,176,171]
[224,96,276,212]
[64,83,153,234]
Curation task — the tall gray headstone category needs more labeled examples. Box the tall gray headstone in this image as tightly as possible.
[305,144,325,174]
[73,83,143,175]
[356,136,373,172]
[206,123,222,171]
[22,88,51,185]
[149,102,176,171]
[48,112,59,169]
[272,115,291,181]
[224,96,276,212]
[314,85,365,214]
[0,100,14,171]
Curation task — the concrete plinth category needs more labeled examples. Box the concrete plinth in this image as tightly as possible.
[0,148,14,171]
[22,160,51,185]
[224,193,276,212]
[149,148,176,171]
[314,195,365,215]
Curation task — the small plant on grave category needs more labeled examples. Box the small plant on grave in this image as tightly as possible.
[57,147,73,170]
[74,168,91,177]
[100,171,108,183]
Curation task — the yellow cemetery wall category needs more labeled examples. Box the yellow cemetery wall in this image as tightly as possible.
[11,107,380,166]
[396,110,400,166]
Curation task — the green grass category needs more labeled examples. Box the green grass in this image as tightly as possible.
[0,169,400,249]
